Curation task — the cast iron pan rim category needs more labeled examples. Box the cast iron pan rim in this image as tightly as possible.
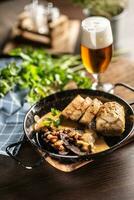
[23,89,134,160]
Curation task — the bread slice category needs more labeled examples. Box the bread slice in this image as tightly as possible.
[96,102,125,136]
[80,98,102,124]
[61,95,92,121]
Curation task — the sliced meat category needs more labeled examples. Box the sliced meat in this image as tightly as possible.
[96,101,125,136]
[61,95,92,121]
[80,98,102,124]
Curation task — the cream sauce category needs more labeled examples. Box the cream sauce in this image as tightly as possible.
[35,112,109,153]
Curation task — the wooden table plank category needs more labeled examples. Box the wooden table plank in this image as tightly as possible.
[0,1,134,200]
[102,58,134,102]
[0,141,134,200]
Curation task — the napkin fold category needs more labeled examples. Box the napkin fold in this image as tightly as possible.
[0,90,30,156]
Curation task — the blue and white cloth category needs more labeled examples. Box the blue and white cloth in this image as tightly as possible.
[0,57,30,156]
[0,90,30,155]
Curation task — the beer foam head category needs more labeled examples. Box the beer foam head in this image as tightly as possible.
[81,17,113,49]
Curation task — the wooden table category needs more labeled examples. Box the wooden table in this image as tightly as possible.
[102,58,134,102]
[0,57,133,200]
[0,1,134,200]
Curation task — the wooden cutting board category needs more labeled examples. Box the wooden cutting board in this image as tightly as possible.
[2,20,80,54]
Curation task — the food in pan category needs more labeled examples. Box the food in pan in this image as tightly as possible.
[96,102,125,136]
[80,98,102,124]
[61,95,92,121]
[32,95,125,156]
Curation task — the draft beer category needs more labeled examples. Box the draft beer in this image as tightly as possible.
[81,17,113,74]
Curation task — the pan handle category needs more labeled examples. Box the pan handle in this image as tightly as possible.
[108,82,134,105]
[6,140,47,170]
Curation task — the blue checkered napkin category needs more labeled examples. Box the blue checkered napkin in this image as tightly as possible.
[0,90,30,156]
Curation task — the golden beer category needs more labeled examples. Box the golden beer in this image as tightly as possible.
[81,17,113,74]
[81,44,112,73]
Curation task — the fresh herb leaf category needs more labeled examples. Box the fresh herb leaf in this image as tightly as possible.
[41,117,61,127]
[42,120,51,127]
[0,48,92,103]
[51,108,60,116]
[53,118,61,127]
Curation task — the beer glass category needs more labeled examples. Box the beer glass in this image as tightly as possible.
[81,17,113,91]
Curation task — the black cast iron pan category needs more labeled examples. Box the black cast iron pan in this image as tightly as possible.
[6,83,134,169]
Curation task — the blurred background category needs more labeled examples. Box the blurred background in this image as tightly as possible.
[0,0,133,57]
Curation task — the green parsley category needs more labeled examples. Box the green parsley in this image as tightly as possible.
[0,47,92,103]
[51,108,60,116]
[53,118,61,127]
[42,117,61,127]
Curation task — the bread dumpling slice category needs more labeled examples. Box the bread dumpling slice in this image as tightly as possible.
[80,98,102,124]
[61,95,92,121]
[96,102,125,136]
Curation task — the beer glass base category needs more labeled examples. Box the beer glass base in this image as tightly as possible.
[91,82,114,94]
